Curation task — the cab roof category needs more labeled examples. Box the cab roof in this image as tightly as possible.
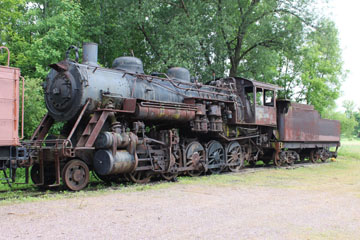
[235,77,283,91]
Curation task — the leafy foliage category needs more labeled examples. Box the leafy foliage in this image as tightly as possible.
[342,100,360,137]
[1,0,83,137]
[355,111,360,137]
[21,77,47,137]
[325,111,357,138]
[323,101,359,138]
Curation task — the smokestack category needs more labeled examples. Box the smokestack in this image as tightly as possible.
[82,42,99,67]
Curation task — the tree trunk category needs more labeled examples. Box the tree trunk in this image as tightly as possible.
[229,61,239,77]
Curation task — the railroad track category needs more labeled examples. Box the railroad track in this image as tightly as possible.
[0,160,330,201]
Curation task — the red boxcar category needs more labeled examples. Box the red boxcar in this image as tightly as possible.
[0,49,21,146]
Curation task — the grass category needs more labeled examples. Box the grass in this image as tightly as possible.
[0,138,359,204]
[289,228,357,240]
[338,138,360,159]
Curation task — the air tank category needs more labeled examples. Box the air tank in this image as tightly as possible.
[93,149,135,175]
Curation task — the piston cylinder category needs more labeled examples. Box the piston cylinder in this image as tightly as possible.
[94,149,135,175]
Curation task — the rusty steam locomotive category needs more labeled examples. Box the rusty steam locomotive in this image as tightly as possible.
[0,43,340,190]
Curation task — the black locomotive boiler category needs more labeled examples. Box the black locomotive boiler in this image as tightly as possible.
[23,43,340,190]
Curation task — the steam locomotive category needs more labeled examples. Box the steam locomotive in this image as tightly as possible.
[0,43,340,190]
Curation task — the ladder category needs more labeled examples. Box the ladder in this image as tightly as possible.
[30,113,54,141]
[76,111,109,148]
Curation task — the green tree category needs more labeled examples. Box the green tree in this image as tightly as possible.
[91,0,343,113]
[343,100,356,118]
[79,0,147,67]
[0,0,345,137]
[0,0,27,66]
[21,0,83,78]
[1,0,84,137]
[323,110,357,138]
[354,109,360,137]
[299,21,343,113]
[22,78,47,138]
[343,101,360,136]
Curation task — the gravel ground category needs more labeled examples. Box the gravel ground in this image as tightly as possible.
[1,182,360,240]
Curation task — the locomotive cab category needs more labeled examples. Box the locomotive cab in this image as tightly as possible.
[235,77,281,126]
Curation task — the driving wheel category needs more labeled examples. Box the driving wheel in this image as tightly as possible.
[185,141,205,177]
[207,140,225,174]
[226,141,244,172]
[128,171,152,184]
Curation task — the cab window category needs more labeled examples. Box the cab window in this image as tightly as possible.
[264,90,274,107]
[256,88,263,106]
[245,87,254,106]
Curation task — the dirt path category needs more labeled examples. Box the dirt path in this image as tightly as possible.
[1,182,360,240]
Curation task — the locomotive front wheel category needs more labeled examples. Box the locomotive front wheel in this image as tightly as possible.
[30,165,41,184]
[62,159,90,191]
[30,164,56,185]
[127,171,152,184]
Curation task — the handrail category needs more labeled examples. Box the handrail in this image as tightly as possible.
[66,99,90,142]
[0,46,10,67]
[20,76,25,139]
[30,113,48,141]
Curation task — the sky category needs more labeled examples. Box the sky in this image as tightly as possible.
[328,0,360,111]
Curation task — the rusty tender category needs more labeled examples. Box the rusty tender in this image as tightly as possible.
[0,43,340,190]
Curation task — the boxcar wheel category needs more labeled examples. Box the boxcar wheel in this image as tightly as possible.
[62,159,90,191]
